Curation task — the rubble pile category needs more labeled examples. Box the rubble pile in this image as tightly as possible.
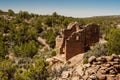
[56,54,120,80]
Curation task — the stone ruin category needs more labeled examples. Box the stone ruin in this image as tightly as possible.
[56,22,100,60]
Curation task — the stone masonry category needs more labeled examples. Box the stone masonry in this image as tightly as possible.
[56,22,100,60]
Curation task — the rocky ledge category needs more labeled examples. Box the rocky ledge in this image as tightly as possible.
[57,54,120,80]
[81,54,120,80]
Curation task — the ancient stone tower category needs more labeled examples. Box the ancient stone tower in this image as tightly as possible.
[56,22,100,60]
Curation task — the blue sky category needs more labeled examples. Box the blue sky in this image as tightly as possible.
[0,0,120,17]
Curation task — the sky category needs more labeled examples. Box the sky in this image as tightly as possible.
[0,0,120,18]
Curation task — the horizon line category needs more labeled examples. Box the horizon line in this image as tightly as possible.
[1,9,120,18]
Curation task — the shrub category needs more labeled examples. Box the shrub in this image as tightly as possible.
[0,39,8,58]
[14,58,49,80]
[51,51,56,57]
[83,59,88,64]
[83,43,108,64]
[14,40,39,58]
[0,60,16,80]
[107,29,120,55]
[45,29,56,48]
[8,9,15,16]
[52,65,69,77]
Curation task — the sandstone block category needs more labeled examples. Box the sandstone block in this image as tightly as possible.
[107,75,116,80]
[88,56,96,63]
[116,74,120,80]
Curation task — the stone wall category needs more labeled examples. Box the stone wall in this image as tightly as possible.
[63,24,77,39]
[85,24,100,46]
[55,22,100,60]
[65,30,85,60]
[56,36,64,54]
[56,36,63,48]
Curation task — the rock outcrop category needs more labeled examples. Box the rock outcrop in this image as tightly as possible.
[53,54,120,80]
[80,54,120,80]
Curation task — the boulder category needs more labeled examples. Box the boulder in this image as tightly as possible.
[88,56,96,63]
[113,64,120,68]
[96,56,106,62]
[111,54,119,58]
[99,67,108,74]
[108,62,119,66]
[76,65,84,76]
[96,61,102,65]
[109,69,117,75]
[93,65,101,73]
[118,55,120,58]
[113,58,120,62]
[83,63,91,69]
[83,75,89,80]
[89,74,97,80]
[88,68,95,75]
[72,76,80,80]
[97,74,106,80]
[105,63,111,67]
[61,71,71,78]
[106,56,113,62]
[116,74,120,80]
[107,75,116,80]
[87,65,100,75]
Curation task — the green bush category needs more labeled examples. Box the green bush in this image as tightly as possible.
[107,29,120,55]
[45,29,56,48]
[83,43,108,64]
[51,51,56,57]
[83,59,88,64]
[0,60,16,80]
[8,9,15,16]
[14,40,39,58]
[14,59,49,80]
[0,39,8,58]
